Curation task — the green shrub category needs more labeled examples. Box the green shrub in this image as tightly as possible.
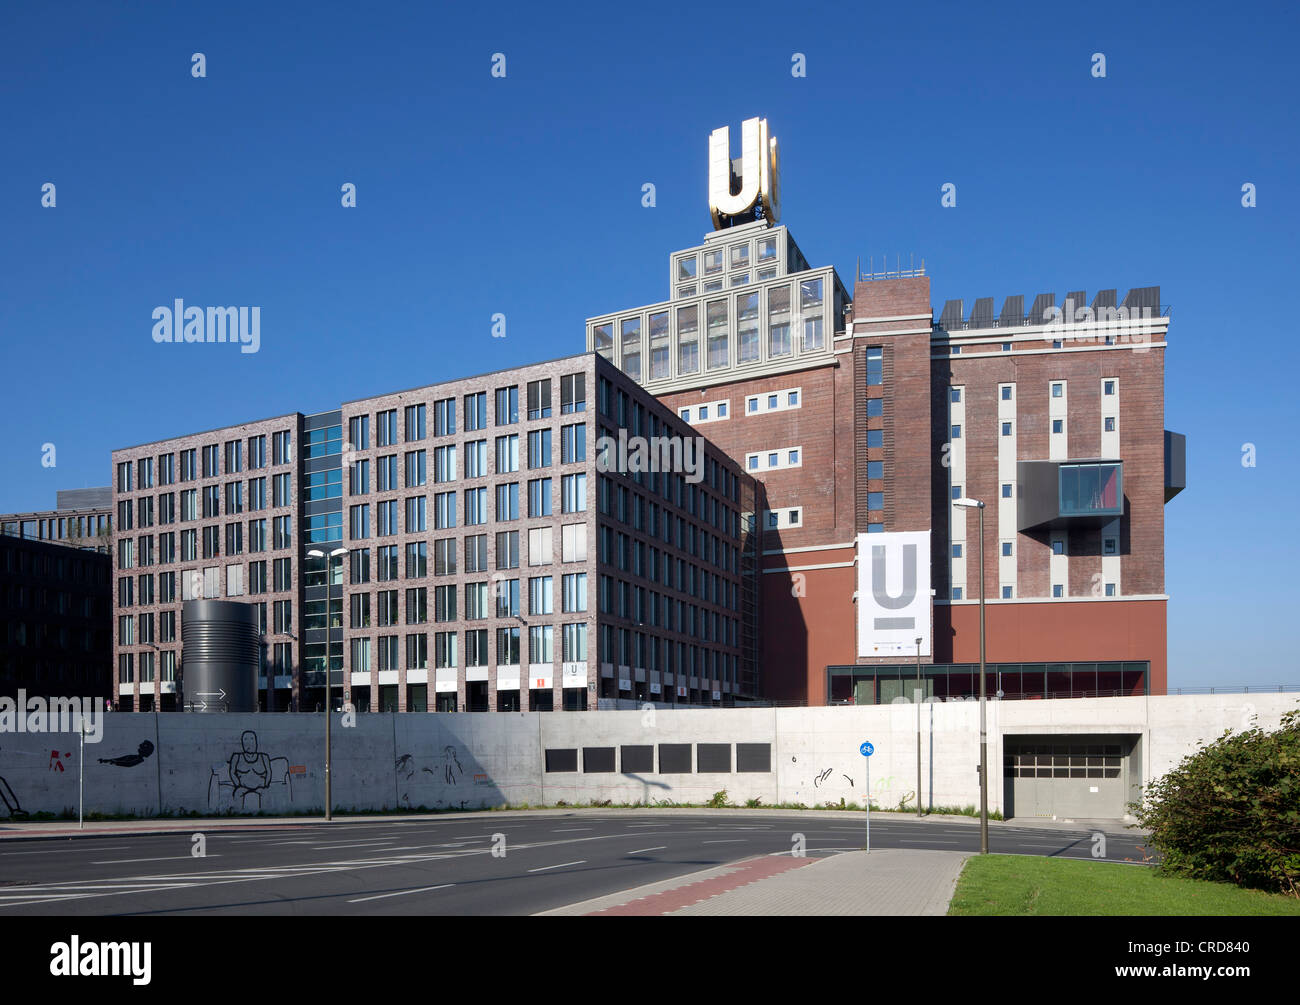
[1134,707,1300,897]
[707,790,730,808]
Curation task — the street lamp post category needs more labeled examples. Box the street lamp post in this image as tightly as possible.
[953,497,988,855]
[915,636,923,818]
[308,546,348,822]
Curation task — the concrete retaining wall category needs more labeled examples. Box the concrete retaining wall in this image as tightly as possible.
[0,694,1293,819]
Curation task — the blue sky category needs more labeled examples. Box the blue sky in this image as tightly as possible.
[1,2,1296,686]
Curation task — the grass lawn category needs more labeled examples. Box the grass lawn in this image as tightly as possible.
[948,854,1300,916]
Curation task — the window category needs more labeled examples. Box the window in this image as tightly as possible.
[1103,380,1116,396]
[951,424,962,439]
[1103,537,1118,555]
[1051,383,1064,398]
[950,387,962,403]
[495,578,520,618]
[496,482,518,521]
[496,531,519,570]
[1002,422,1012,436]
[464,439,487,478]
[1105,583,1116,597]
[376,409,397,447]
[866,347,882,385]
[406,541,427,578]
[463,534,487,573]
[528,576,553,616]
[464,486,487,525]
[376,456,397,492]
[433,445,456,483]
[1052,419,1064,434]
[767,286,791,357]
[867,429,883,448]
[561,524,587,562]
[799,278,824,350]
[527,526,553,566]
[620,319,641,380]
[405,450,428,487]
[867,461,883,479]
[528,478,552,517]
[377,545,399,581]
[1052,584,1064,598]
[562,572,587,613]
[527,379,553,420]
[434,537,457,576]
[1052,540,1065,556]
[434,397,456,436]
[434,491,456,529]
[952,485,963,500]
[1002,343,1011,352]
[496,434,519,473]
[560,373,586,414]
[736,292,760,364]
[377,499,397,536]
[348,415,369,451]
[664,309,698,384]
[1001,386,1013,401]
[465,582,488,620]
[952,543,962,558]
[868,492,883,511]
[495,386,519,425]
[950,345,961,355]
[866,398,883,418]
[404,496,427,533]
[1001,586,1013,599]
[952,587,962,600]
[561,424,586,464]
[706,299,729,369]
[528,428,552,468]
[464,391,487,431]
[1001,542,1013,557]
[1104,416,1116,432]
[561,473,586,513]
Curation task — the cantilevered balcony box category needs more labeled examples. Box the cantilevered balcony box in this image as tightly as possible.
[1164,430,1186,502]
[1017,459,1123,532]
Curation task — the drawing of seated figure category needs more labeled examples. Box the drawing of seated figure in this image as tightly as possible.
[207,730,293,812]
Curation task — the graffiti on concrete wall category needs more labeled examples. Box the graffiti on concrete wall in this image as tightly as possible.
[0,749,27,818]
[98,740,155,768]
[394,745,476,807]
[208,730,295,812]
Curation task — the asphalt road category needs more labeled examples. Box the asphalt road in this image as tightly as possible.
[0,813,1151,916]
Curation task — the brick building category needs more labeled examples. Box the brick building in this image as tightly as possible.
[584,116,1184,705]
[109,355,755,712]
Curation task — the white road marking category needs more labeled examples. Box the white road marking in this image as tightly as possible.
[552,828,592,832]
[627,846,667,855]
[91,855,222,865]
[347,883,455,904]
[0,845,134,856]
[702,839,746,844]
[528,860,586,873]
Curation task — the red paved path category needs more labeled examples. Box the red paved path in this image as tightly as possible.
[587,855,816,916]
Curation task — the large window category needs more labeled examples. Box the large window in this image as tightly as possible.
[495,386,519,426]
[1059,463,1122,516]
[620,319,641,381]
[800,277,824,350]
[677,305,699,375]
[527,379,552,420]
[736,292,760,364]
[560,373,586,414]
[706,299,728,370]
[768,285,791,357]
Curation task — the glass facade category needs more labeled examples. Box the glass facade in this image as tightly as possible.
[827,661,1149,705]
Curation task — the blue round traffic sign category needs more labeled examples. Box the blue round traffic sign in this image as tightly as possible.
[860,741,874,757]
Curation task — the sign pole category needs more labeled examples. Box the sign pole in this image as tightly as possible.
[78,719,85,830]
[860,740,874,853]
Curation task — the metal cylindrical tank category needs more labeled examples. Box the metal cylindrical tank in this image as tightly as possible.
[181,599,260,712]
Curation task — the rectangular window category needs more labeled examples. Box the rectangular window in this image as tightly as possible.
[463,534,487,573]
[405,449,427,487]
[434,397,456,437]
[560,373,586,414]
[800,278,824,350]
[706,299,728,369]
[464,391,487,431]
[434,537,457,576]
[561,523,587,562]
[527,379,553,420]
[496,482,519,521]
[561,423,586,464]
[377,409,398,447]
[495,386,519,425]
[528,478,552,517]
[736,292,760,364]
[495,531,519,570]
[496,434,519,473]
[677,305,699,375]
[528,526,553,566]
[464,439,487,478]
[434,491,457,529]
[527,428,552,469]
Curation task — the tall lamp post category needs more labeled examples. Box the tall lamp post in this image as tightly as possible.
[953,497,988,855]
[308,546,348,822]
[915,636,923,818]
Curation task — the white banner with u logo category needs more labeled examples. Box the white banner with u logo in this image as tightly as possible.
[857,531,931,658]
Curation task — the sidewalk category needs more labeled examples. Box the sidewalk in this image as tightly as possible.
[0,806,1145,841]
[540,848,970,916]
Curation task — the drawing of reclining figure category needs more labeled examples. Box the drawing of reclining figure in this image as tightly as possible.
[208,730,292,811]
